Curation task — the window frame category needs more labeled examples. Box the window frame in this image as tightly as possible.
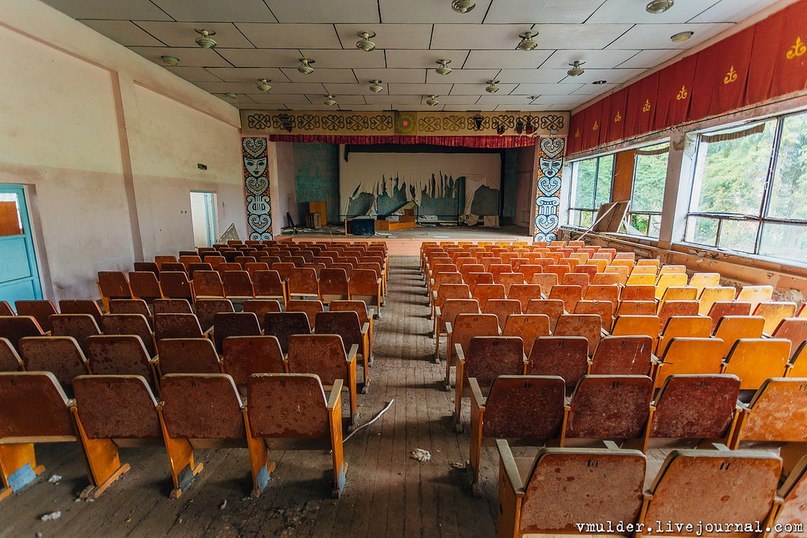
[566,153,615,229]
[627,141,669,238]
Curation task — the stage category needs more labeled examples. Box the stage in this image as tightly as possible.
[278,224,532,256]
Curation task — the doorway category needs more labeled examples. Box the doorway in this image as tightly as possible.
[0,185,42,304]
[190,191,217,247]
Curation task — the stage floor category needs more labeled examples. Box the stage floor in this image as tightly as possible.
[279,224,531,255]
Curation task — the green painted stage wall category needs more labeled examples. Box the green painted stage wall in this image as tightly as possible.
[293,143,340,223]
[502,148,519,223]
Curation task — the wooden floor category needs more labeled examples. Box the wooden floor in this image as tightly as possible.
[1,257,505,537]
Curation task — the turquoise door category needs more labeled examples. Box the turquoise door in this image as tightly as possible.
[0,185,42,304]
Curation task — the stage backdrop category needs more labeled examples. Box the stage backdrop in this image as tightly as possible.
[339,148,501,222]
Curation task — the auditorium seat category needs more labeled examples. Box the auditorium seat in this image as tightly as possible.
[152,298,193,315]
[482,298,522,329]
[723,338,791,390]
[194,298,234,332]
[97,271,133,307]
[318,268,350,304]
[128,271,164,304]
[526,336,588,389]
[222,336,285,392]
[689,272,721,297]
[713,315,766,358]
[657,300,699,328]
[101,314,156,357]
[50,313,101,354]
[222,271,255,302]
[86,335,156,387]
[654,337,725,389]
[264,312,311,354]
[501,314,550,356]
[153,313,204,341]
[767,454,807,538]
[736,285,774,312]
[242,300,282,330]
[0,316,44,350]
[656,315,713,355]
[14,300,57,333]
[554,314,602,356]
[611,315,661,350]
[348,269,382,315]
[655,273,688,300]
[621,284,655,302]
[315,311,370,391]
[444,313,499,390]
[698,286,737,315]
[253,270,287,305]
[0,338,23,371]
[157,338,221,376]
[589,335,653,376]
[433,298,479,362]
[771,318,807,357]
[547,284,582,313]
[529,273,558,295]
[212,312,261,353]
[755,302,798,335]
[707,300,752,330]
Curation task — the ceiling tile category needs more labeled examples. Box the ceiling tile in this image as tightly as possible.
[379,0,493,23]
[607,22,733,50]
[587,0,720,23]
[128,46,232,67]
[134,22,255,48]
[443,104,482,111]
[495,69,567,84]
[560,67,646,85]
[335,24,434,50]
[426,69,501,84]
[215,49,301,68]
[364,94,423,104]
[306,94,367,104]
[449,83,518,95]
[429,95,482,104]
[81,20,165,46]
[299,49,386,68]
[570,82,620,94]
[43,0,172,20]
[254,82,328,94]
[354,68,426,83]
[388,83,454,95]
[322,83,379,95]
[531,95,588,106]
[616,49,682,68]
[201,67,289,83]
[280,68,359,83]
[463,50,553,69]
[235,23,342,48]
[151,0,277,22]
[511,83,585,95]
[529,23,633,49]
[476,94,539,105]
[540,49,640,69]
[690,0,783,23]
[166,66,225,82]
[337,104,393,111]
[431,24,533,50]
[386,50,469,69]
[250,94,312,104]
[213,93,257,105]
[196,81,273,93]
[265,0,380,23]
[494,104,562,111]
[484,0,604,23]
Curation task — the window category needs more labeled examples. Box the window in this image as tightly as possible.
[568,154,614,228]
[685,110,807,263]
[627,142,668,238]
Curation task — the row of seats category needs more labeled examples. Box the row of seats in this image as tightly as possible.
[0,371,348,501]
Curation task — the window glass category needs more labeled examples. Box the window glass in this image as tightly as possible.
[768,112,807,220]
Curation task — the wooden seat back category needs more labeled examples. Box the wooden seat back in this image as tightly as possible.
[771,318,807,354]
[565,375,652,439]
[286,300,324,328]
[86,334,153,380]
[0,316,44,350]
[154,313,203,341]
[724,338,791,390]
[158,338,221,375]
[252,270,285,299]
[713,315,765,357]
[736,285,774,312]
[736,378,807,444]
[590,335,653,376]
[689,272,721,296]
[242,300,282,330]
[707,300,752,330]
[73,375,161,439]
[612,315,661,349]
[656,337,724,389]
[319,268,349,299]
[655,273,688,300]
[0,372,74,439]
[555,314,601,355]
[616,300,656,316]
[698,286,737,315]
[482,375,565,439]
[315,311,362,350]
[98,271,132,300]
[247,373,329,438]
[222,336,285,388]
[160,374,245,439]
[547,284,582,313]
[621,285,655,302]
[194,298,234,332]
[507,284,542,311]
[768,455,807,536]
[574,300,614,331]
[451,314,499,355]
[213,312,261,353]
[19,335,89,390]
[524,299,564,330]
[657,300,699,327]
[754,301,797,334]
[502,314,550,356]
[192,271,225,298]
[526,336,588,388]
[50,313,101,353]
[15,300,57,332]
[584,284,619,309]
[658,286,698,303]
[152,298,192,314]
[128,271,163,302]
[0,338,23,371]
[530,273,558,295]
[109,299,153,319]
[287,334,348,385]
[657,315,712,356]
[329,300,372,326]
[462,336,524,387]
[482,299,521,329]
[264,312,311,354]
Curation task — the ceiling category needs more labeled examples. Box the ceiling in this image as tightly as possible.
[42,0,782,112]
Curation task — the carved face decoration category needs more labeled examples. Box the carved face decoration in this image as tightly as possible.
[244,156,267,178]
[539,157,563,178]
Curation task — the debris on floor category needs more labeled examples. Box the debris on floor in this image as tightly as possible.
[449,461,464,470]
[40,512,61,522]
[47,474,62,484]
[219,499,227,510]
[410,448,431,462]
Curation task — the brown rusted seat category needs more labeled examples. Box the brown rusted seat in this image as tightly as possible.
[348,269,382,314]
[644,374,741,452]
[187,263,212,278]
[574,299,615,331]
[153,313,204,341]
[0,338,23,371]
[468,375,565,487]
[502,314,551,356]
[86,334,156,386]
[526,336,588,389]
[212,312,262,353]
[18,336,90,393]
[222,336,285,392]
[157,338,221,376]
[222,271,255,300]
[161,262,186,273]
[330,300,375,363]
[128,271,164,304]
[434,298,479,362]
[657,300,700,327]
[50,314,101,354]
[454,336,524,431]
[287,334,358,428]
[72,374,163,499]
[101,313,156,357]
[194,298,234,332]
[264,312,311,354]
[288,267,319,300]
[589,335,653,376]
[159,271,194,301]
[246,373,348,497]
[444,313,499,391]
[616,300,657,317]
[0,302,12,316]
[192,271,225,299]
[315,311,371,391]
[158,374,251,498]
[507,284,543,311]
[152,298,193,315]
[286,299,325,328]
[15,300,57,333]
[554,313,602,356]
[98,271,133,305]
[0,316,44,350]
[640,449,780,535]
[242,300,282,330]
[767,454,807,537]
[564,375,652,442]
[731,378,807,456]
[772,318,807,357]
[621,284,655,302]
[525,299,565,330]
[59,300,104,326]
[253,270,286,304]
[482,298,522,329]
[0,372,78,500]
[319,268,350,304]
[496,441,646,537]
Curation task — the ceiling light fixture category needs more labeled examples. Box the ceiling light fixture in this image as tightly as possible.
[451,0,476,13]
[356,31,377,52]
[160,55,180,66]
[194,28,217,48]
[369,80,384,93]
[256,79,272,93]
[670,31,694,42]
[567,60,586,77]
[425,95,439,106]
[324,94,337,106]
[435,59,452,75]
[592,80,608,85]
[485,80,500,93]
[645,0,674,14]
[224,93,238,99]
[297,58,315,75]
[517,31,539,51]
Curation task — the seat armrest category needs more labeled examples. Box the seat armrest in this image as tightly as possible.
[469,378,485,409]
[495,439,525,494]
[346,344,359,364]
[454,343,465,363]
[361,322,369,336]
[445,322,453,335]
[328,379,344,409]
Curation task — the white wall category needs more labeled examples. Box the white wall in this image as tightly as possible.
[0,0,245,300]
[274,142,297,230]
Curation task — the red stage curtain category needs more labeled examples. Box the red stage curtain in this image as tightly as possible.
[266,134,538,148]
[581,99,604,150]
[603,88,629,144]
[568,113,584,154]
[746,1,807,106]
[690,26,755,120]
[624,72,660,138]
[653,54,697,131]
